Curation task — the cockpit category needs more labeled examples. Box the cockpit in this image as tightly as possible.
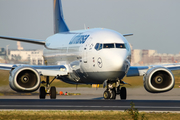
[94,43,129,51]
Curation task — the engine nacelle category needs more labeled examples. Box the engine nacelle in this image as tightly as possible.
[143,67,175,93]
[9,66,41,92]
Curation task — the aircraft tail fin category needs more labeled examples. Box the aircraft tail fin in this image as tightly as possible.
[54,0,69,33]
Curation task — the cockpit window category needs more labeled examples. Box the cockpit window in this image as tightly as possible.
[99,44,103,50]
[94,43,99,50]
[103,44,114,48]
[115,43,125,48]
[94,43,126,51]
[94,43,103,50]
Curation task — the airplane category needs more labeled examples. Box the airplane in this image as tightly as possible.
[0,0,180,100]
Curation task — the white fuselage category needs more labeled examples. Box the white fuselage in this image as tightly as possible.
[43,28,131,84]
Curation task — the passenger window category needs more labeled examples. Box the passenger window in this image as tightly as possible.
[115,43,125,48]
[103,44,114,48]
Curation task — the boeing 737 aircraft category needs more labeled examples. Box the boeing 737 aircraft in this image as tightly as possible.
[0,0,180,100]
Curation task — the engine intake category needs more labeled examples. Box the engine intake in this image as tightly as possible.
[143,67,175,93]
[9,66,41,92]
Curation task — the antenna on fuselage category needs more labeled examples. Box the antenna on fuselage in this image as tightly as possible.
[123,33,133,37]
[84,24,86,30]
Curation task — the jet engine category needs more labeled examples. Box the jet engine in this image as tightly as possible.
[143,67,175,93]
[9,66,41,92]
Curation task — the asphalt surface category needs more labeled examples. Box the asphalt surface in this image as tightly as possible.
[0,99,180,111]
[0,87,180,111]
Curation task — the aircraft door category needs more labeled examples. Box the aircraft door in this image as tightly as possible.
[83,38,92,71]
[83,45,88,63]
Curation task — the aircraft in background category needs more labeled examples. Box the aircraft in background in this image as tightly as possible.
[0,0,179,100]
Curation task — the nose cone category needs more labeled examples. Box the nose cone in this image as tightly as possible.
[112,53,126,71]
[102,50,127,72]
[94,49,129,80]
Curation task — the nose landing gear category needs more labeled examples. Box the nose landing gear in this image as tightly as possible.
[103,80,127,100]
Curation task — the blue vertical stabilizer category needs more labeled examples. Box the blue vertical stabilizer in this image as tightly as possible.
[54,0,69,33]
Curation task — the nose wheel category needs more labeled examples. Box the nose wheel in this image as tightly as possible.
[39,76,57,99]
[103,90,110,99]
[120,87,127,100]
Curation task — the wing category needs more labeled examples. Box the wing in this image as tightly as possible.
[127,63,180,77]
[0,63,68,76]
[30,65,68,76]
[0,36,45,45]
[0,64,14,71]
[126,66,149,76]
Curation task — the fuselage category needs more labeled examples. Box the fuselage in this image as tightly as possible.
[43,28,131,84]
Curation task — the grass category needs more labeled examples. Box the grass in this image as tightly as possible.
[0,70,9,86]
[0,110,179,120]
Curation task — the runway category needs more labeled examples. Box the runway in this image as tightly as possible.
[0,87,180,111]
[0,99,180,111]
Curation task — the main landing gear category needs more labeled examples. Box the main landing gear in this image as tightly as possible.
[103,80,127,100]
[39,76,57,99]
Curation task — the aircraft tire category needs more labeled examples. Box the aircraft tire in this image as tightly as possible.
[103,90,110,99]
[50,86,56,99]
[39,86,46,99]
[120,87,127,100]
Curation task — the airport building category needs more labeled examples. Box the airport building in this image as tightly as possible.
[7,49,44,65]
[131,49,180,65]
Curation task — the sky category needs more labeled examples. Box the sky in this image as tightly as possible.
[0,0,180,54]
